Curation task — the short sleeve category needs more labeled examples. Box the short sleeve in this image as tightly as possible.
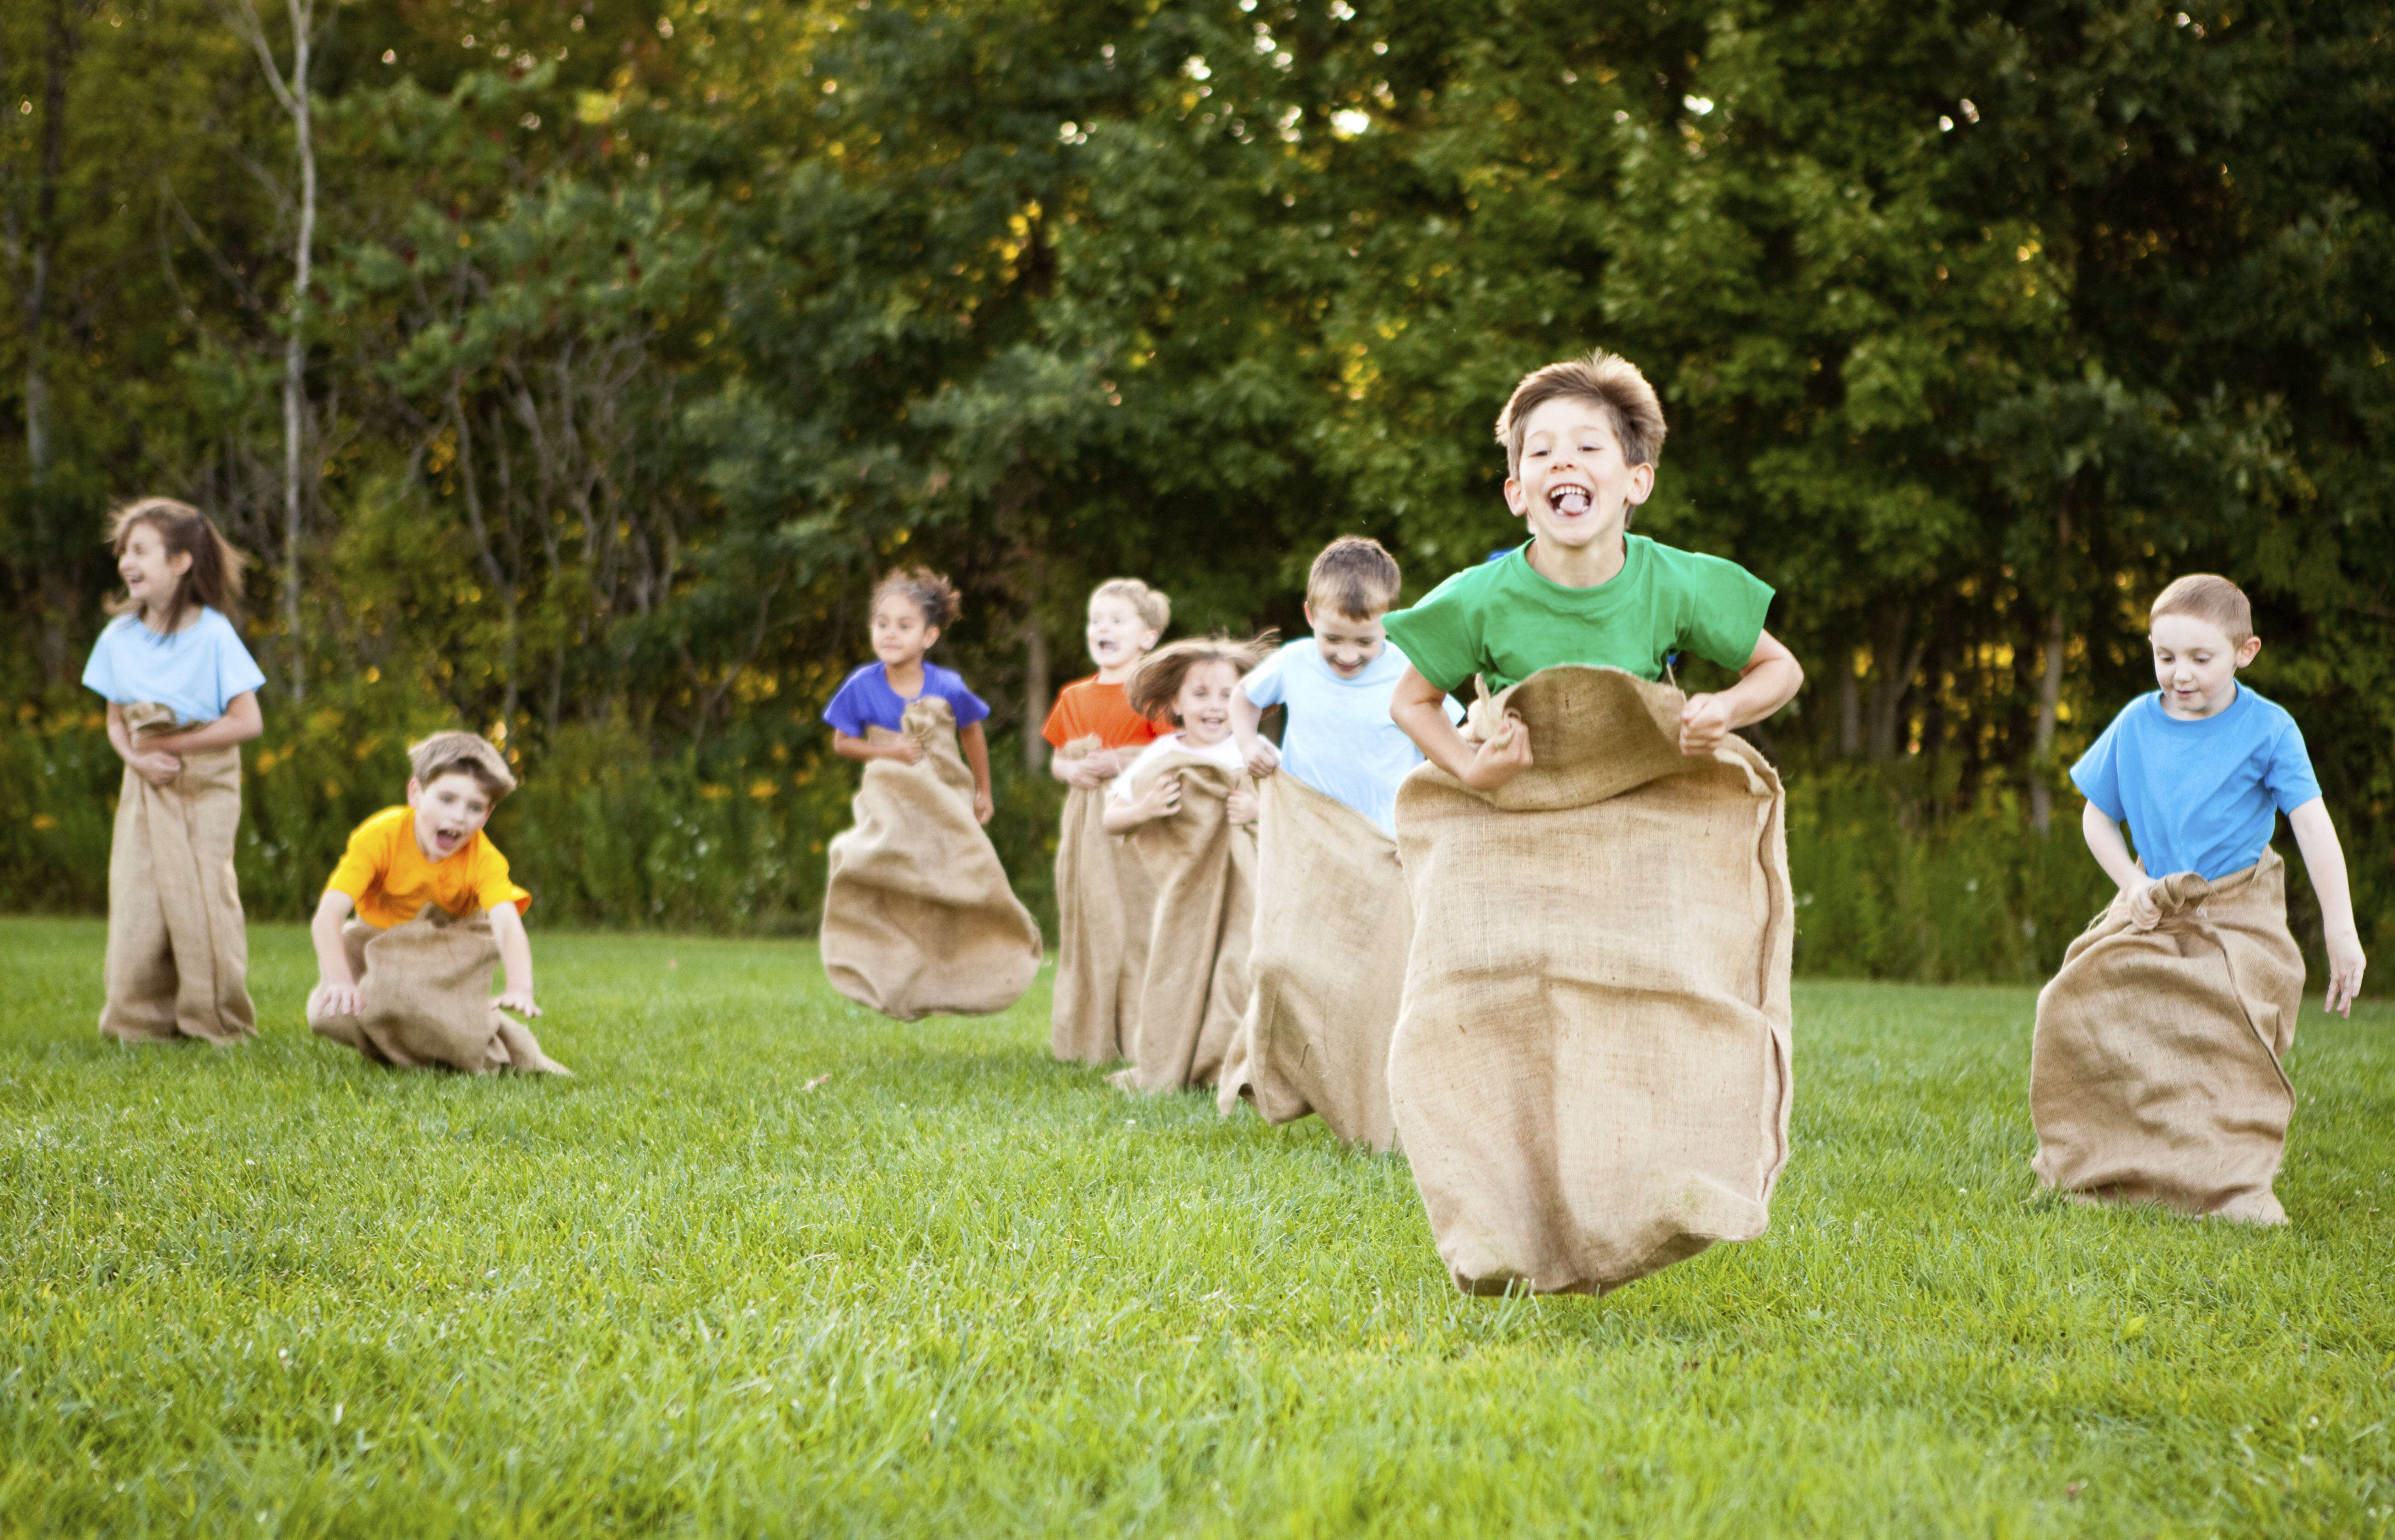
[822,672,873,738]
[1380,572,1485,696]
[1675,554,1774,673]
[2070,713,2127,822]
[2264,717,2323,813]
[942,677,991,729]
[80,625,119,702]
[326,819,388,904]
[1041,687,1082,747]
[211,617,267,710]
[1240,648,1290,709]
[470,841,533,915]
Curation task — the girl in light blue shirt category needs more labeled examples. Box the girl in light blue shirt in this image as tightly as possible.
[80,499,267,1046]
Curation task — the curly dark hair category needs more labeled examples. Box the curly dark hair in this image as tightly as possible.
[870,565,963,630]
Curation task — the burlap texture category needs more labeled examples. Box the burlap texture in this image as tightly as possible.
[1216,770,1408,1149]
[1110,753,1256,1093]
[2029,850,2305,1225]
[308,906,562,1073]
[820,696,1042,1020]
[98,702,257,1046]
[1049,734,1157,1065]
[1386,665,1794,1296]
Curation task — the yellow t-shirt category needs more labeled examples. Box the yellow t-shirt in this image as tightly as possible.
[326,806,531,930]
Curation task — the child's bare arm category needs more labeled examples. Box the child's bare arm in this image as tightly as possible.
[1103,772,1180,833]
[833,729,923,765]
[958,722,996,825]
[2081,801,2161,929]
[106,702,184,787]
[1679,631,1804,756]
[146,692,264,755]
[2288,798,2366,1016]
[310,889,363,1016]
[488,902,542,1016]
[1050,744,1121,788]
[1392,665,1530,791]
[1230,685,1279,777]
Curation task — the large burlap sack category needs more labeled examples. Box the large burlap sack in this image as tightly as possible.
[1049,735,1157,1065]
[1387,665,1794,1296]
[98,702,257,1046]
[1110,753,1256,1093]
[1216,770,1409,1149]
[820,696,1042,1020]
[2029,850,2305,1225]
[308,906,565,1073]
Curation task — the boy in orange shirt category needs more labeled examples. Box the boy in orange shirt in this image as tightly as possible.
[1044,578,1169,781]
[306,731,566,1073]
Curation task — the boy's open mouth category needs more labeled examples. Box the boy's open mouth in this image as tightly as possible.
[1548,485,1592,516]
[430,826,465,852]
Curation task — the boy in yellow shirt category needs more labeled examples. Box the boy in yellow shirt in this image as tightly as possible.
[306,731,566,1073]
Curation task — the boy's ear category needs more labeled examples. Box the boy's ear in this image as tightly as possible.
[1624,463,1656,506]
[2238,635,2263,667]
[405,776,423,808]
[1502,477,1530,518]
[1301,601,1315,629]
[1139,627,1160,652]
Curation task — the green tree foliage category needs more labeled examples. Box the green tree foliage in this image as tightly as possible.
[3,0,2388,973]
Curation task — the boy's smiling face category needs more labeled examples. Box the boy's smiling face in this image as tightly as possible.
[1086,594,1158,673]
[408,771,496,863]
[2150,612,2261,721]
[1305,603,1386,678]
[1503,396,1654,553]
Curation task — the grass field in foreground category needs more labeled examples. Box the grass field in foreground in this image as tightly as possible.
[2,918,2392,1538]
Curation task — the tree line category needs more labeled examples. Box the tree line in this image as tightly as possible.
[4,0,2389,962]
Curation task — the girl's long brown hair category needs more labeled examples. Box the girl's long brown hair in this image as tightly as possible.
[105,498,250,637]
[1127,633,1276,726]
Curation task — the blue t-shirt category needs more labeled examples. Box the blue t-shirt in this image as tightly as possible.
[1239,639,1459,838]
[822,661,990,738]
[80,607,267,726]
[2071,685,2321,882]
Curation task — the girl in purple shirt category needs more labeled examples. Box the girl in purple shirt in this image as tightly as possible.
[822,567,995,823]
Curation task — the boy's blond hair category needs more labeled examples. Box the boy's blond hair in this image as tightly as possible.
[1092,578,1170,634]
[1495,350,1669,482]
[408,731,518,799]
[2150,574,2253,646]
[1127,634,1276,726]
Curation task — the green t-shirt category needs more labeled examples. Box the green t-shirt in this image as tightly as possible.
[1382,535,1774,695]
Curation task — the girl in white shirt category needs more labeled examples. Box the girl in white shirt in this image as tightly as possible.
[1105,636,1274,834]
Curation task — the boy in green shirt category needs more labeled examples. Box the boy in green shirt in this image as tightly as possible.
[1386,351,1803,782]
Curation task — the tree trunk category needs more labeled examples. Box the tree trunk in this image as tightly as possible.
[1865,603,1926,764]
[1837,652,1861,758]
[12,0,81,684]
[2028,508,2074,834]
[1022,618,1050,772]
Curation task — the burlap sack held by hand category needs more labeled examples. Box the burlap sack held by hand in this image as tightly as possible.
[2030,850,2305,1225]
[308,906,563,1073]
[1216,769,1409,1150]
[1110,754,1256,1093]
[1050,735,1157,1065]
[820,696,1042,1021]
[99,701,257,1046]
[1388,665,1794,1296]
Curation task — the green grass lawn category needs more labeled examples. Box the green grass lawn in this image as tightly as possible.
[2,917,2392,1538]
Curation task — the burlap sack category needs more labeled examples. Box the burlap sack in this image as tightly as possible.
[1110,753,1256,1093]
[98,702,257,1046]
[1216,770,1409,1149]
[2029,850,2305,1224]
[1387,665,1794,1296]
[308,906,564,1073]
[1049,735,1157,1065]
[820,696,1042,1020]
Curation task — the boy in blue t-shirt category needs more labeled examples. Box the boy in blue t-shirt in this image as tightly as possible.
[1227,537,1457,838]
[2070,574,2364,1011]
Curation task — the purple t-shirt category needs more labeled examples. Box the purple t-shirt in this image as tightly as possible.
[822,662,990,737]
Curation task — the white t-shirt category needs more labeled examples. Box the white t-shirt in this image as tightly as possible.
[1108,731,1246,803]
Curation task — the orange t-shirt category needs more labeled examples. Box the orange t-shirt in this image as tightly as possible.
[1042,677,1164,751]
[326,805,532,930]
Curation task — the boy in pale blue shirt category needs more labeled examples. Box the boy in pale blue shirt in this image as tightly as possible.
[1228,536,1456,836]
